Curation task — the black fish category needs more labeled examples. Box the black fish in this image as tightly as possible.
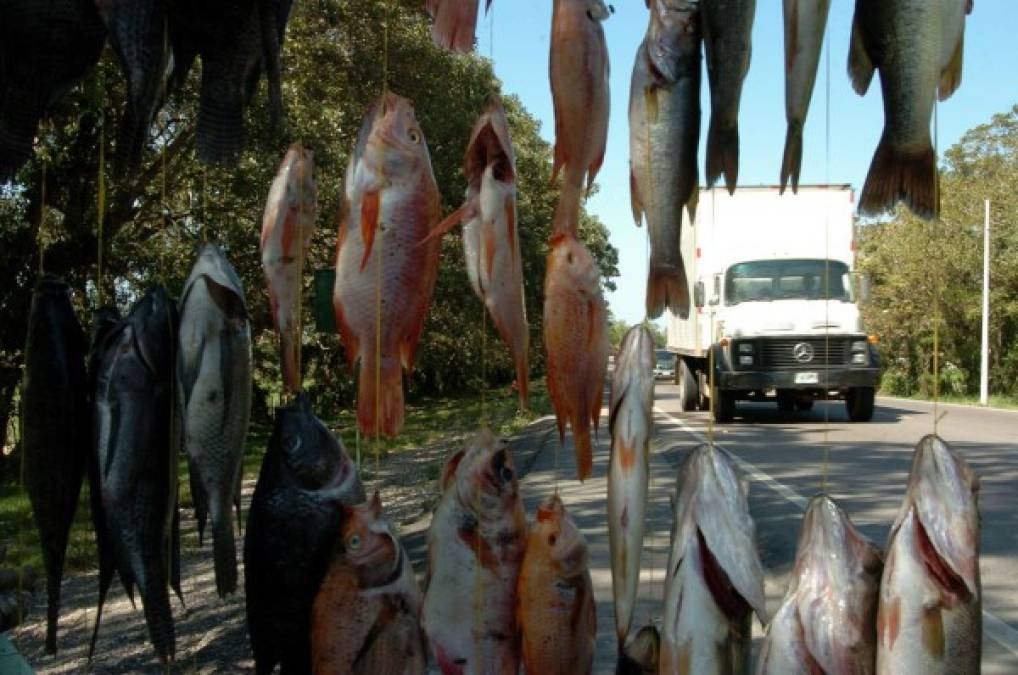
[22,274,88,654]
[244,393,364,674]
[90,287,179,663]
[0,0,106,179]
[95,0,170,175]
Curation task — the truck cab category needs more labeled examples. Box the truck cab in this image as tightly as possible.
[667,186,881,423]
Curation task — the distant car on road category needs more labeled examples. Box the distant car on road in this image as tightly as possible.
[654,349,675,380]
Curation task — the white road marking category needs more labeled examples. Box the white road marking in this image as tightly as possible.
[652,405,1018,659]
[878,395,1018,415]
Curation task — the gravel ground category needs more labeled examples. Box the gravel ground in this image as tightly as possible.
[9,417,555,673]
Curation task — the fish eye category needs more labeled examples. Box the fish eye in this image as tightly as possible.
[347,534,361,550]
[408,129,422,144]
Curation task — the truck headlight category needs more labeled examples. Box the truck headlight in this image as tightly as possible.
[739,355,754,366]
[851,340,867,352]
[738,343,753,354]
[851,352,867,364]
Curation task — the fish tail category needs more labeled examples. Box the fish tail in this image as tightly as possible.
[188,455,208,546]
[552,179,583,236]
[212,503,239,598]
[574,424,593,481]
[141,583,176,664]
[280,327,302,394]
[780,120,804,195]
[44,567,61,654]
[196,69,244,165]
[859,133,937,220]
[357,355,404,438]
[646,263,690,320]
[706,118,739,195]
[429,0,479,53]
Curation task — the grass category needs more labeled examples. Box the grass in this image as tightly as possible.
[0,380,553,575]
[881,391,1018,410]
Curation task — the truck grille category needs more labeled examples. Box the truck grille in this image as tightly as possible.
[758,338,849,369]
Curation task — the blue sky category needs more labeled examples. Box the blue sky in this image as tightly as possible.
[474,1,1017,327]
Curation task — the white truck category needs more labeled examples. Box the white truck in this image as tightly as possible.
[666,185,880,423]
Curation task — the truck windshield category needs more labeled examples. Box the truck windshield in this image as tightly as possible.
[725,259,852,305]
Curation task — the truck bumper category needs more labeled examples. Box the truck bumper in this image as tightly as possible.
[718,367,880,391]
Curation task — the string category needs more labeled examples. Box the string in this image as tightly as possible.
[374,0,393,466]
[821,20,832,493]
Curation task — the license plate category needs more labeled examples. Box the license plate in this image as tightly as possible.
[795,372,819,384]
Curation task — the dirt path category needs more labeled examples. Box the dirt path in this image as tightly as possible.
[11,418,556,673]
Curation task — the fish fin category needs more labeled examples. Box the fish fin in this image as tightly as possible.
[574,424,592,481]
[357,355,404,438]
[646,263,690,320]
[780,120,804,195]
[418,204,467,246]
[587,146,605,195]
[212,502,238,598]
[938,31,964,101]
[706,119,739,195]
[359,190,381,271]
[629,164,644,226]
[848,13,875,96]
[859,133,938,220]
[440,449,466,493]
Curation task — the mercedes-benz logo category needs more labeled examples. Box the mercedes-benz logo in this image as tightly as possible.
[793,342,815,363]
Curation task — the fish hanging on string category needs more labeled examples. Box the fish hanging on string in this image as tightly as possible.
[426,0,492,53]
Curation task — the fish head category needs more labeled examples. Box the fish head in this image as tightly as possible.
[358,91,433,181]
[465,94,516,187]
[618,324,656,373]
[904,434,980,598]
[797,495,882,580]
[532,494,590,578]
[279,394,362,497]
[341,491,400,584]
[279,142,317,206]
[647,0,700,84]
[184,244,248,323]
[454,428,520,521]
[547,233,602,296]
[126,286,177,380]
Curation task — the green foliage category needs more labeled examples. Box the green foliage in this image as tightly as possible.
[859,105,1018,399]
[0,0,618,433]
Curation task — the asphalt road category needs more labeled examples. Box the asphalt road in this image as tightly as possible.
[520,382,1018,674]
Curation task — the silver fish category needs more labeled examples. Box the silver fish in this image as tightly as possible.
[875,434,981,674]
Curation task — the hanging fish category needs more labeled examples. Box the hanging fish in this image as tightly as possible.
[628,0,701,319]
[0,0,106,178]
[333,92,442,439]
[875,434,981,674]
[617,625,661,674]
[96,0,170,175]
[422,95,529,407]
[178,243,252,598]
[261,143,317,395]
[311,492,426,675]
[607,325,654,651]
[426,0,491,53]
[421,429,526,673]
[543,232,609,481]
[244,393,365,674]
[189,458,243,547]
[22,275,88,654]
[779,0,831,194]
[91,287,180,664]
[517,493,596,674]
[660,444,768,675]
[701,0,755,194]
[549,0,611,215]
[849,0,972,220]
[756,495,883,675]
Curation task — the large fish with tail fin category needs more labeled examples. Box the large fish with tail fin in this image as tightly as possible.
[848,0,972,220]
[629,0,700,319]
[756,494,883,675]
[178,243,252,598]
[421,95,529,408]
[245,392,365,674]
[261,143,317,396]
[311,491,426,674]
[607,325,654,653]
[22,274,88,654]
[422,429,526,674]
[333,92,442,439]
[543,232,609,481]
[660,444,768,675]
[876,434,981,674]
[90,287,180,664]
[426,0,491,53]
[701,0,755,194]
[779,0,830,194]
[517,493,596,674]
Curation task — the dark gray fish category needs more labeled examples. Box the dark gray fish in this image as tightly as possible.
[701,0,755,194]
[178,243,252,598]
[95,0,170,175]
[22,274,88,654]
[0,0,106,178]
[90,287,180,664]
[244,393,364,674]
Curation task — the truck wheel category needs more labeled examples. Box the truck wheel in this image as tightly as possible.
[678,360,698,412]
[777,392,794,412]
[846,387,875,422]
[714,390,735,424]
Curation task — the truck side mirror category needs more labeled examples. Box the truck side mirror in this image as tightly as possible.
[694,281,705,308]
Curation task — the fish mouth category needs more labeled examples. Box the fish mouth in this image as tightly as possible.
[486,447,515,489]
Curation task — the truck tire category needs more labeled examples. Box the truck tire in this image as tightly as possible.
[713,389,735,424]
[846,387,875,422]
[678,360,698,412]
[777,392,794,412]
